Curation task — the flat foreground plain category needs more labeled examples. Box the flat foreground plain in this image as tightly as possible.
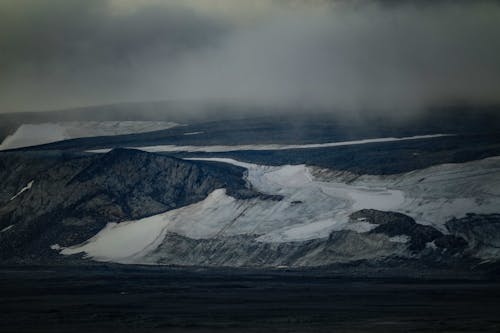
[0,265,499,333]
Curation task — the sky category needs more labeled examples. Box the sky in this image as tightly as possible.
[0,0,500,113]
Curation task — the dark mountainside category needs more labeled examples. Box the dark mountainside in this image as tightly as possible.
[174,133,500,174]
[3,102,499,176]
[1,106,500,275]
[0,140,500,276]
[0,148,262,262]
[1,147,499,277]
[2,102,500,150]
[142,209,496,276]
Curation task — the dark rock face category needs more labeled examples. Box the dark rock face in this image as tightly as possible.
[143,225,471,268]
[446,214,500,258]
[144,211,497,268]
[1,147,497,271]
[350,210,416,226]
[434,235,469,253]
[0,149,258,261]
[0,151,72,205]
[145,231,405,268]
[350,209,467,253]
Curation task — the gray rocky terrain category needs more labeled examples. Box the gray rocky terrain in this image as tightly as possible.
[139,209,480,269]
[0,149,261,261]
[1,141,499,276]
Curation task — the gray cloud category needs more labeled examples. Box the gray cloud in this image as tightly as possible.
[0,0,230,111]
[1,0,500,115]
[165,1,500,116]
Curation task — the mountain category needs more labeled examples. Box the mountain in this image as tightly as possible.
[53,154,500,272]
[0,145,499,275]
[0,148,262,262]
[1,109,500,277]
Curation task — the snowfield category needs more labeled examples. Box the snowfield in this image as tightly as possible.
[87,134,451,153]
[0,121,180,150]
[59,156,500,263]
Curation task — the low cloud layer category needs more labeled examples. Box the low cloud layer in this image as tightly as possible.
[1,0,500,114]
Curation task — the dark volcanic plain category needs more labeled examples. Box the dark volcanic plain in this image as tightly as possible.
[1,265,499,333]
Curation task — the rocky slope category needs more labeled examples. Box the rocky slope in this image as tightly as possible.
[446,214,500,260]
[98,209,471,268]
[1,146,500,273]
[0,149,260,261]
[54,156,500,270]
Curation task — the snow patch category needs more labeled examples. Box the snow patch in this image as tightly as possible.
[256,218,345,242]
[389,235,410,243]
[426,241,438,250]
[0,121,180,150]
[344,222,378,233]
[87,134,451,153]
[60,189,232,262]
[183,131,204,136]
[9,180,34,201]
[1,225,14,233]
[313,155,500,230]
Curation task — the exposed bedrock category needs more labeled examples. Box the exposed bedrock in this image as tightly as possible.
[138,210,474,268]
[350,209,468,253]
[142,231,405,267]
[0,149,260,260]
[1,148,499,272]
[446,213,500,259]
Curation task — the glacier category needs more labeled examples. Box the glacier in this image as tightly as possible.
[59,156,500,264]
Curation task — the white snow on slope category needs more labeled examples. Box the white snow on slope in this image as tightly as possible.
[389,235,410,243]
[1,225,14,233]
[59,156,500,263]
[62,209,178,262]
[87,134,451,153]
[183,131,204,136]
[9,180,34,201]
[0,121,180,150]
[336,156,500,231]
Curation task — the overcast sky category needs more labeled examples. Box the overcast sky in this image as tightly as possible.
[1,0,499,113]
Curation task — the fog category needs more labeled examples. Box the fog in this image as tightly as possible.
[1,0,500,116]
